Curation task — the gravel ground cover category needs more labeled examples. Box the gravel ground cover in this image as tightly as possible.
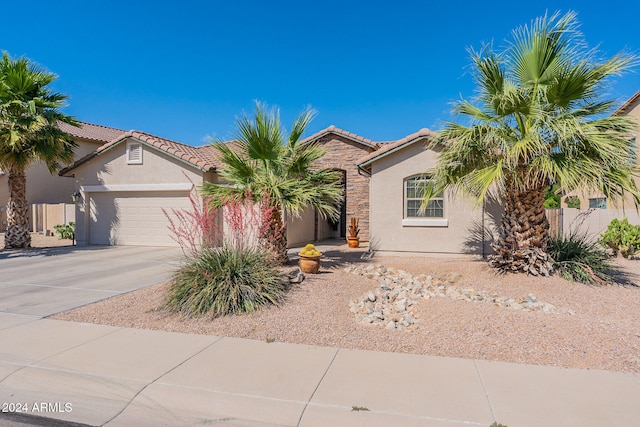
[51,243,640,373]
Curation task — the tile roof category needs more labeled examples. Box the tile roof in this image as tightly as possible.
[300,125,378,148]
[195,141,242,166]
[60,131,218,176]
[613,90,640,116]
[357,128,438,167]
[58,121,126,143]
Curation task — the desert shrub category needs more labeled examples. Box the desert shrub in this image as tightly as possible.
[53,222,75,240]
[166,246,285,317]
[598,218,640,258]
[548,232,613,285]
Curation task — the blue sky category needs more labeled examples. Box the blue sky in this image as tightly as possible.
[4,1,640,145]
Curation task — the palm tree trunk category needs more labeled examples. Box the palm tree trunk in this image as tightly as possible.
[488,183,553,276]
[4,165,31,249]
[262,206,288,264]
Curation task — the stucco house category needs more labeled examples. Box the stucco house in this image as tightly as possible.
[58,126,378,248]
[357,129,498,256]
[59,131,219,246]
[0,122,126,231]
[56,122,497,255]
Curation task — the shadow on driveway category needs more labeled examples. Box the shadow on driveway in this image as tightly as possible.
[0,245,114,260]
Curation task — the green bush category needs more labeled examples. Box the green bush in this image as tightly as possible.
[543,184,561,208]
[53,222,75,240]
[166,246,285,317]
[548,232,613,285]
[599,218,640,258]
[565,196,581,209]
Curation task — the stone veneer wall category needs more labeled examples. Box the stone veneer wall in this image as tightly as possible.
[313,134,376,240]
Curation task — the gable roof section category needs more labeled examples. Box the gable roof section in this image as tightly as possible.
[300,125,378,149]
[60,131,217,176]
[58,121,126,143]
[357,128,438,169]
[613,90,640,116]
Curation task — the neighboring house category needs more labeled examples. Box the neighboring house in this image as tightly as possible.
[358,129,499,256]
[563,90,640,210]
[0,122,126,232]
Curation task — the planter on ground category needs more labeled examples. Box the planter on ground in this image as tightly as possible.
[299,254,322,274]
[298,243,322,274]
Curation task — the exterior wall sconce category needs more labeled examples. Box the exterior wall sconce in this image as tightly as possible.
[71,191,82,204]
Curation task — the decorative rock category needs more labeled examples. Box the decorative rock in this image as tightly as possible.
[346,263,560,331]
[287,268,305,284]
[386,321,396,330]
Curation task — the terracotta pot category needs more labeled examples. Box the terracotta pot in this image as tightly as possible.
[347,237,360,248]
[299,254,321,274]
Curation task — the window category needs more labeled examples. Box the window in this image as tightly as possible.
[126,141,143,164]
[405,176,443,218]
[589,197,606,209]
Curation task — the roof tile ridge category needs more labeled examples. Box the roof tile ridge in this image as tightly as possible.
[320,125,375,144]
[76,121,127,132]
[129,130,197,150]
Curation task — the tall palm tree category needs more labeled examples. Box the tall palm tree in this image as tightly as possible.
[0,53,78,249]
[423,12,640,275]
[201,102,343,263]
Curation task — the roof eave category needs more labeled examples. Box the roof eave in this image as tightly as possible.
[301,127,377,149]
[357,134,437,168]
[59,135,215,176]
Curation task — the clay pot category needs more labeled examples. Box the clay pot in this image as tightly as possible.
[299,254,321,274]
[347,237,360,248]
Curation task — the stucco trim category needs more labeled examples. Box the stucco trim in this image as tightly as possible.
[401,218,449,227]
[80,183,193,193]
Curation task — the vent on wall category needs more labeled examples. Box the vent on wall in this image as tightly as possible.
[126,141,143,164]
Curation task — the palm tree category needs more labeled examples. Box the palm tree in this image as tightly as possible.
[0,53,78,249]
[201,102,343,263]
[423,12,640,275]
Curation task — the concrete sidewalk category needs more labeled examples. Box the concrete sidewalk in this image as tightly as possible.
[0,315,639,427]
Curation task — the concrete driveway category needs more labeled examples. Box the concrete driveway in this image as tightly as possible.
[0,246,183,317]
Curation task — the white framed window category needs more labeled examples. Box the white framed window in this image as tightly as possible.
[589,197,606,209]
[405,176,443,218]
[126,141,143,164]
[403,176,448,227]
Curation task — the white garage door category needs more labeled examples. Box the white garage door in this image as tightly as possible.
[89,191,190,246]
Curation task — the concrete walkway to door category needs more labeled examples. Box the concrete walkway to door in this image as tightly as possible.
[0,245,183,317]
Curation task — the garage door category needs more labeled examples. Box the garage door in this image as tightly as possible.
[89,191,190,246]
